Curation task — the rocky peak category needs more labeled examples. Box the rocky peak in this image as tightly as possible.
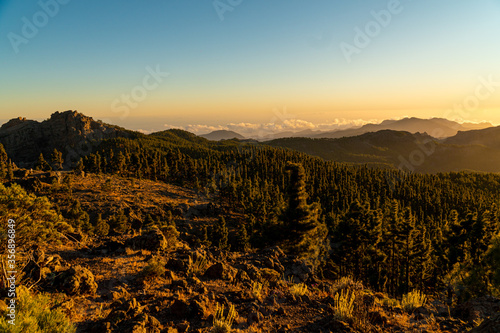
[0,117,31,131]
[0,110,128,168]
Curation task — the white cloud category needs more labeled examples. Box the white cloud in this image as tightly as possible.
[162,118,373,138]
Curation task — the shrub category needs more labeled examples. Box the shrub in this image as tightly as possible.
[0,286,75,333]
[140,258,165,279]
[0,183,72,253]
[289,282,308,297]
[401,290,427,312]
[188,254,209,277]
[251,281,267,300]
[332,289,356,321]
[211,303,237,333]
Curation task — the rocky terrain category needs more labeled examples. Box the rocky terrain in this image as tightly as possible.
[0,111,130,168]
[8,172,500,332]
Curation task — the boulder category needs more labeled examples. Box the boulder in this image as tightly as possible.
[471,313,500,333]
[126,228,167,253]
[170,299,190,317]
[57,265,98,295]
[454,296,500,322]
[203,262,236,281]
[99,296,162,333]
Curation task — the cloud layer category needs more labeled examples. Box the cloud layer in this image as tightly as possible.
[163,118,376,139]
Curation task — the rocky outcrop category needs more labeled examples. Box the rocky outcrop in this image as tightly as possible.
[56,265,99,295]
[98,296,162,333]
[0,110,129,168]
[125,228,167,253]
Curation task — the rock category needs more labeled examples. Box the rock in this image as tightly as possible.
[101,296,162,333]
[369,310,389,326]
[57,265,98,295]
[471,313,500,332]
[165,270,177,281]
[262,246,285,260]
[285,259,313,282]
[242,264,261,281]
[191,298,210,319]
[234,269,251,284]
[454,296,500,322]
[413,306,431,320]
[111,286,130,300]
[126,228,167,253]
[171,279,188,291]
[170,299,190,317]
[259,268,281,285]
[176,321,190,332]
[247,311,264,325]
[166,258,189,272]
[203,262,236,281]
[277,306,286,316]
[0,111,127,168]
[100,240,126,255]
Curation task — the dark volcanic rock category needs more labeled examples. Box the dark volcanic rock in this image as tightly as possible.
[0,110,129,168]
[471,313,500,333]
[99,296,162,333]
[125,228,167,253]
[203,262,236,281]
[56,265,98,295]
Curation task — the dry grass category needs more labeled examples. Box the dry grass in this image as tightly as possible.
[211,303,237,333]
[332,289,356,321]
[401,290,427,312]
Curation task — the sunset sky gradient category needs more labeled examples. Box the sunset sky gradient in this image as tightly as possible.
[1,0,499,133]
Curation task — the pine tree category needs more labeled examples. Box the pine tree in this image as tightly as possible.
[7,161,14,181]
[200,225,211,247]
[213,216,230,251]
[110,211,129,234]
[235,223,250,251]
[283,162,329,263]
[35,153,52,171]
[94,214,110,236]
[51,149,64,170]
[0,143,8,179]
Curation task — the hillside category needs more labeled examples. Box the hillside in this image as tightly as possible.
[3,171,500,332]
[267,129,500,173]
[1,111,500,332]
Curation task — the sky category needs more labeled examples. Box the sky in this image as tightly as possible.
[1,0,500,134]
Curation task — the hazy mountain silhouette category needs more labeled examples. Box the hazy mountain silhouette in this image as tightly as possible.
[267,127,500,173]
[200,130,245,141]
[313,117,492,139]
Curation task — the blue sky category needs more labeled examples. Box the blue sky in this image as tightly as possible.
[1,0,499,133]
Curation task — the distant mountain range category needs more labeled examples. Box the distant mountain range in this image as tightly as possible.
[312,117,493,139]
[200,117,493,141]
[1,111,499,173]
[200,130,245,141]
[267,126,500,173]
